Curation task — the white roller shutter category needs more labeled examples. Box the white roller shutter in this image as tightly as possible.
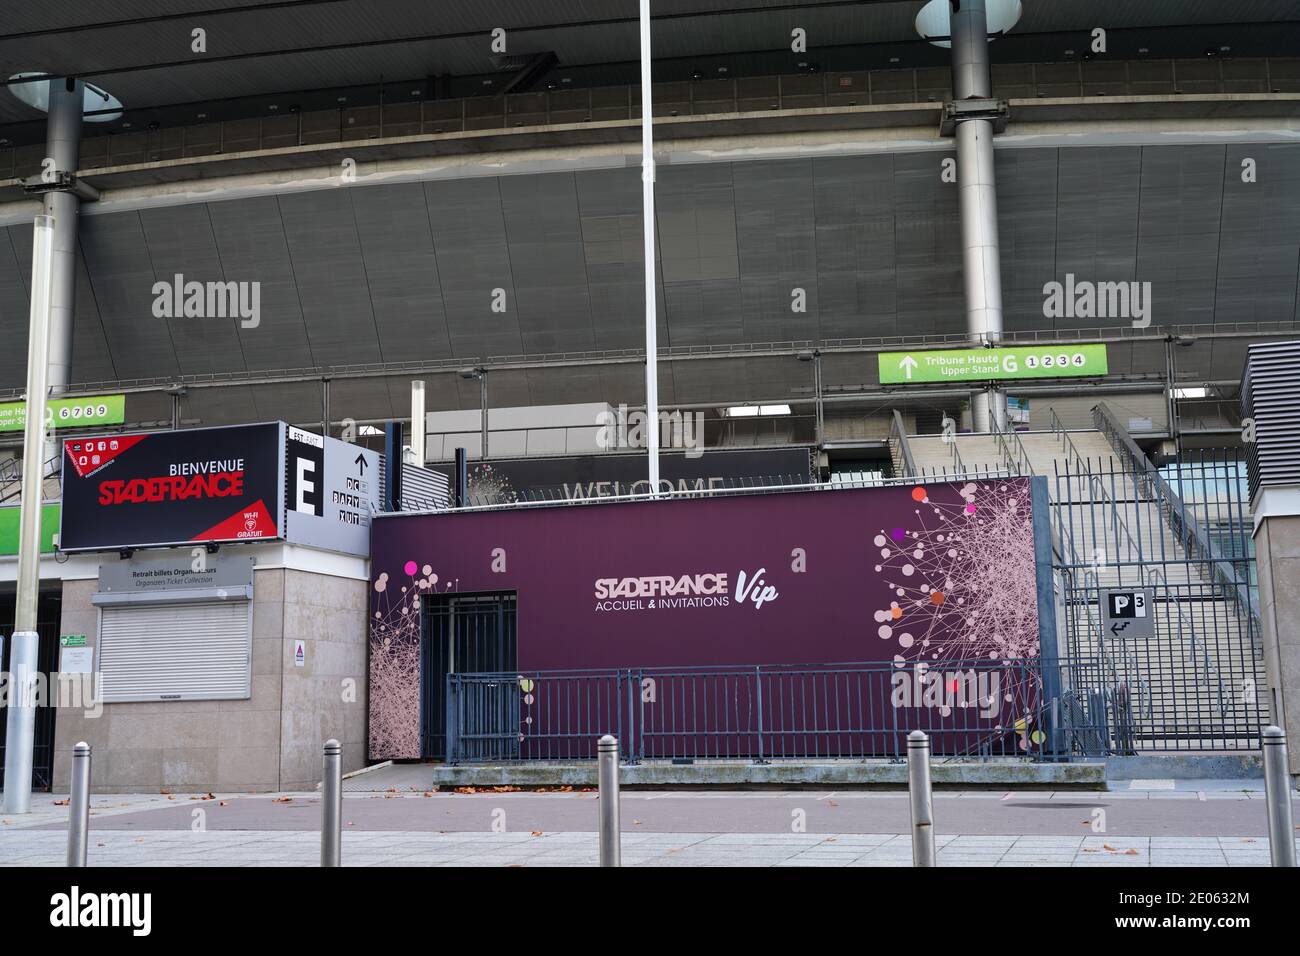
[97,601,252,703]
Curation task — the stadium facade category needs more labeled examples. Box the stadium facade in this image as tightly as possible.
[0,1,1298,792]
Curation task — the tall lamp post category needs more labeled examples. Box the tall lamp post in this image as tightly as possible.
[3,214,55,814]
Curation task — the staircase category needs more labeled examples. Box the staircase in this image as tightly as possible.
[0,456,62,503]
[888,417,1264,752]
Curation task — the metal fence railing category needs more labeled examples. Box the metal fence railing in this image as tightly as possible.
[1094,403,1260,629]
[444,657,1164,765]
[1051,425,1265,751]
[457,471,816,508]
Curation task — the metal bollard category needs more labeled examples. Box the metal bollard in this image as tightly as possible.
[907,730,936,867]
[1262,725,1297,867]
[66,742,92,867]
[321,739,342,867]
[597,734,621,867]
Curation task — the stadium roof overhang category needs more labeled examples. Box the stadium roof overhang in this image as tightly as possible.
[3,1,1299,136]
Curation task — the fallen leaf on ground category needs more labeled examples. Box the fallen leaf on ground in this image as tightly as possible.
[52,799,69,806]
[1124,849,1138,855]
[272,797,293,804]
[531,830,543,836]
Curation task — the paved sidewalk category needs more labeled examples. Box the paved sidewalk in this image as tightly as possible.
[0,827,1290,867]
[1,782,1293,867]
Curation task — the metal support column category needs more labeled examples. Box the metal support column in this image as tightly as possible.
[41,79,85,468]
[168,386,184,430]
[950,0,1005,433]
[480,370,489,460]
[814,350,824,447]
[410,380,425,467]
[321,377,330,439]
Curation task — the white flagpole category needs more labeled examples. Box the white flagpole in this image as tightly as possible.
[639,0,660,493]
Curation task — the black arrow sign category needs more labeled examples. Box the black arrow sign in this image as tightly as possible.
[1110,621,1130,636]
[355,453,368,475]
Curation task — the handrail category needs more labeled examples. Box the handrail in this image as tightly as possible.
[940,410,966,475]
[889,409,917,478]
[1092,402,1260,628]
[992,417,1033,476]
[1048,408,1090,473]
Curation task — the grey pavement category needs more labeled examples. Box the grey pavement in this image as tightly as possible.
[1,781,1295,867]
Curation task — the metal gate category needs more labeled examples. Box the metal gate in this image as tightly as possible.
[420,593,517,760]
[0,618,61,791]
[1052,411,1263,752]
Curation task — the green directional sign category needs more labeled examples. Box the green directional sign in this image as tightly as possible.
[0,502,60,555]
[0,394,125,433]
[878,344,1109,385]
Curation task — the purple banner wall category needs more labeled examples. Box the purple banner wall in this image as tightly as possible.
[368,477,1041,758]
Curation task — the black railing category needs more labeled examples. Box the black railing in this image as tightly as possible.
[443,657,1160,764]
